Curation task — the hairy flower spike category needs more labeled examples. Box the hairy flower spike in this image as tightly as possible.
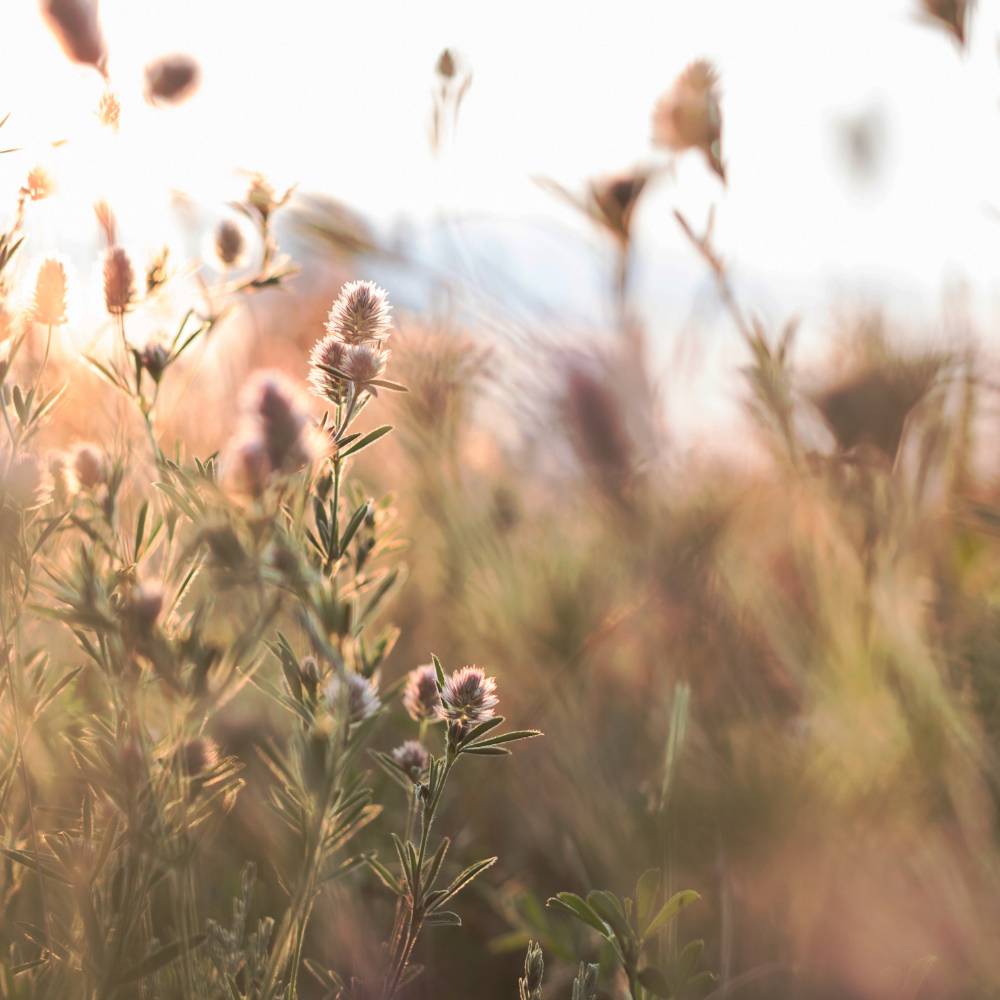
[25,166,54,202]
[103,246,135,316]
[437,665,498,728]
[2,453,43,508]
[307,334,349,403]
[342,342,389,388]
[41,0,106,72]
[325,671,381,724]
[34,259,68,326]
[215,219,245,267]
[403,664,442,722]
[97,88,120,128]
[652,59,724,180]
[71,443,106,489]
[180,737,220,776]
[325,280,393,345]
[241,371,322,474]
[391,740,430,781]
[145,53,201,104]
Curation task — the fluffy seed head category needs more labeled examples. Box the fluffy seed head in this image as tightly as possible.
[325,671,381,724]
[48,452,78,503]
[652,59,724,178]
[34,259,68,326]
[402,664,441,721]
[222,433,271,498]
[97,89,120,128]
[3,453,43,508]
[72,443,106,489]
[94,201,117,246]
[239,371,322,474]
[103,246,135,316]
[139,342,170,383]
[325,280,393,345]
[437,665,499,727]
[342,342,389,387]
[215,219,245,267]
[25,166,54,202]
[40,0,106,71]
[392,740,430,780]
[120,580,164,635]
[307,334,349,403]
[180,737,219,776]
[145,54,201,104]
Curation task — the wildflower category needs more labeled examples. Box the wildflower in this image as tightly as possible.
[71,443,106,489]
[139,341,170,383]
[341,342,389,389]
[241,371,322,474]
[25,166,53,202]
[247,174,280,221]
[48,452,78,503]
[222,433,271,498]
[588,170,649,245]
[325,280,393,345]
[94,201,117,247]
[652,59,724,180]
[40,0,106,72]
[33,259,67,326]
[921,0,970,44]
[325,671,381,724]
[436,665,498,728]
[402,664,441,721]
[307,334,349,403]
[145,54,201,104]
[391,740,430,781]
[215,219,245,268]
[103,246,135,316]
[146,247,169,294]
[97,88,120,128]
[180,737,220,776]
[120,580,164,636]
[2,453,43,508]
[436,48,457,80]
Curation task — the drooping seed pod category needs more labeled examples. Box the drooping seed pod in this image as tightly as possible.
[33,259,68,326]
[144,53,201,105]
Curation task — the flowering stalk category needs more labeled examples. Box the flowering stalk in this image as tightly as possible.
[372,656,541,998]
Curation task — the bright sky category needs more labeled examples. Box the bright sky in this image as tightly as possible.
[3,0,1000,437]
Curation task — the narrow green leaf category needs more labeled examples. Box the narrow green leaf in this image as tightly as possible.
[547,893,611,938]
[642,890,700,941]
